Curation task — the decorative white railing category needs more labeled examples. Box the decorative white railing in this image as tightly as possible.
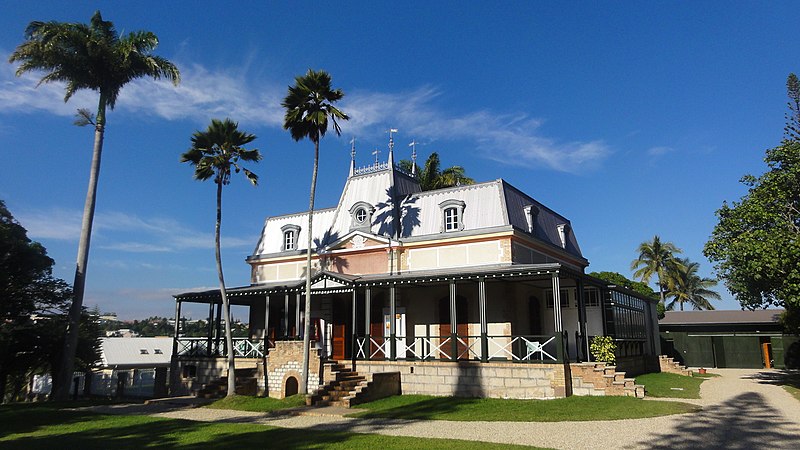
[354,334,560,363]
[176,337,270,358]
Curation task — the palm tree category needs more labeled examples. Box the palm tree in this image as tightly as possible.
[398,153,475,191]
[630,236,682,307]
[181,118,261,397]
[9,11,179,400]
[666,258,721,311]
[282,69,348,394]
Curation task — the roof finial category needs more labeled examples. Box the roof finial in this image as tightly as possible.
[372,148,381,167]
[387,128,398,165]
[349,137,356,177]
[409,139,418,176]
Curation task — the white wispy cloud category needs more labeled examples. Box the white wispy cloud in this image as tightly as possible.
[647,146,674,157]
[15,207,253,252]
[1,51,610,172]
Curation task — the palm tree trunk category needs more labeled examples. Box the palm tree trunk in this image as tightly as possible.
[53,99,106,401]
[300,138,319,395]
[215,180,236,397]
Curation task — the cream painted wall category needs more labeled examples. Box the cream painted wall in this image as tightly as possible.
[406,240,505,271]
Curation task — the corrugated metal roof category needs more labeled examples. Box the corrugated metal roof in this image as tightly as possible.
[250,164,584,262]
[100,337,173,368]
[660,309,784,325]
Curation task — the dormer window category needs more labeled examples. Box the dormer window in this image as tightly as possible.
[557,223,571,249]
[439,199,466,232]
[349,201,375,232]
[524,205,540,234]
[281,224,301,251]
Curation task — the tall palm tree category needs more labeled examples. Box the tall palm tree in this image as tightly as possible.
[398,152,475,191]
[666,258,721,311]
[630,236,682,307]
[181,118,261,398]
[9,11,179,400]
[282,69,348,394]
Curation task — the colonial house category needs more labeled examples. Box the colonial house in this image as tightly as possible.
[171,141,661,401]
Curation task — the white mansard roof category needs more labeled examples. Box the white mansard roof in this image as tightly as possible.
[250,161,582,260]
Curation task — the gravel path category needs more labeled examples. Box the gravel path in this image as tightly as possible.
[88,368,800,449]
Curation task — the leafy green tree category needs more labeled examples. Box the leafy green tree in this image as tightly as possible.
[705,145,800,321]
[664,258,721,311]
[282,69,349,394]
[398,152,475,191]
[630,236,682,307]
[0,200,98,402]
[785,73,800,141]
[181,118,261,397]
[9,11,179,400]
[588,271,658,300]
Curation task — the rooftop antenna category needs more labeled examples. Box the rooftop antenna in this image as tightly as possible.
[387,128,398,165]
[349,137,356,177]
[408,140,418,176]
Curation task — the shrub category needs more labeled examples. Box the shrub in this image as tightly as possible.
[590,336,617,364]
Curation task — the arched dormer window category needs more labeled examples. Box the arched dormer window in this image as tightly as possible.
[281,224,301,251]
[348,201,375,232]
[439,199,466,232]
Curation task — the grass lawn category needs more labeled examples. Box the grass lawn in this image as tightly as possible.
[204,394,306,412]
[785,385,800,401]
[349,394,698,421]
[635,372,706,398]
[0,403,542,450]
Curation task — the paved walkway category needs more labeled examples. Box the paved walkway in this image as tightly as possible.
[85,369,800,449]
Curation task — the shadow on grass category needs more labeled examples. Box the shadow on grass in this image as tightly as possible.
[350,396,482,420]
[635,391,799,449]
[0,408,520,450]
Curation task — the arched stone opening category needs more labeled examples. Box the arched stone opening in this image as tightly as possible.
[284,375,299,397]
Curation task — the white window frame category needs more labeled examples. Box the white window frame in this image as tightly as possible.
[281,224,301,251]
[439,199,466,232]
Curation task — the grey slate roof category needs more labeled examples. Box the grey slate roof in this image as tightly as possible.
[660,309,784,325]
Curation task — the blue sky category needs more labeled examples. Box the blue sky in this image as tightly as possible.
[0,2,795,319]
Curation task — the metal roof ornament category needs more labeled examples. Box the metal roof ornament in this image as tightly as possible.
[409,139,418,176]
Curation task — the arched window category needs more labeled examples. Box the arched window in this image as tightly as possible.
[281,224,301,251]
[348,201,375,232]
[438,199,466,232]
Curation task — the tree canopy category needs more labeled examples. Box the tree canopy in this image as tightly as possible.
[282,69,348,395]
[398,152,475,191]
[630,236,682,306]
[664,258,721,311]
[1,200,99,402]
[704,73,800,331]
[9,10,179,400]
[182,118,261,398]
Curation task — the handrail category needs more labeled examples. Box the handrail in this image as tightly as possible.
[354,333,562,363]
[175,337,270,358]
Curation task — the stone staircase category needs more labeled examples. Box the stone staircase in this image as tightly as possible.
[659,355,693,376]
[570,362,645,398]
[196,368,259,398]
[307,362,368,407]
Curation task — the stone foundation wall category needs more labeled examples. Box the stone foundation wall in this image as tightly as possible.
[266,341,325,397]
[172,357,261,396]
[354,360,566,399]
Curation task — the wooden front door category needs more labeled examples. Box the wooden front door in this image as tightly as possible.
[332,324,346,360]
